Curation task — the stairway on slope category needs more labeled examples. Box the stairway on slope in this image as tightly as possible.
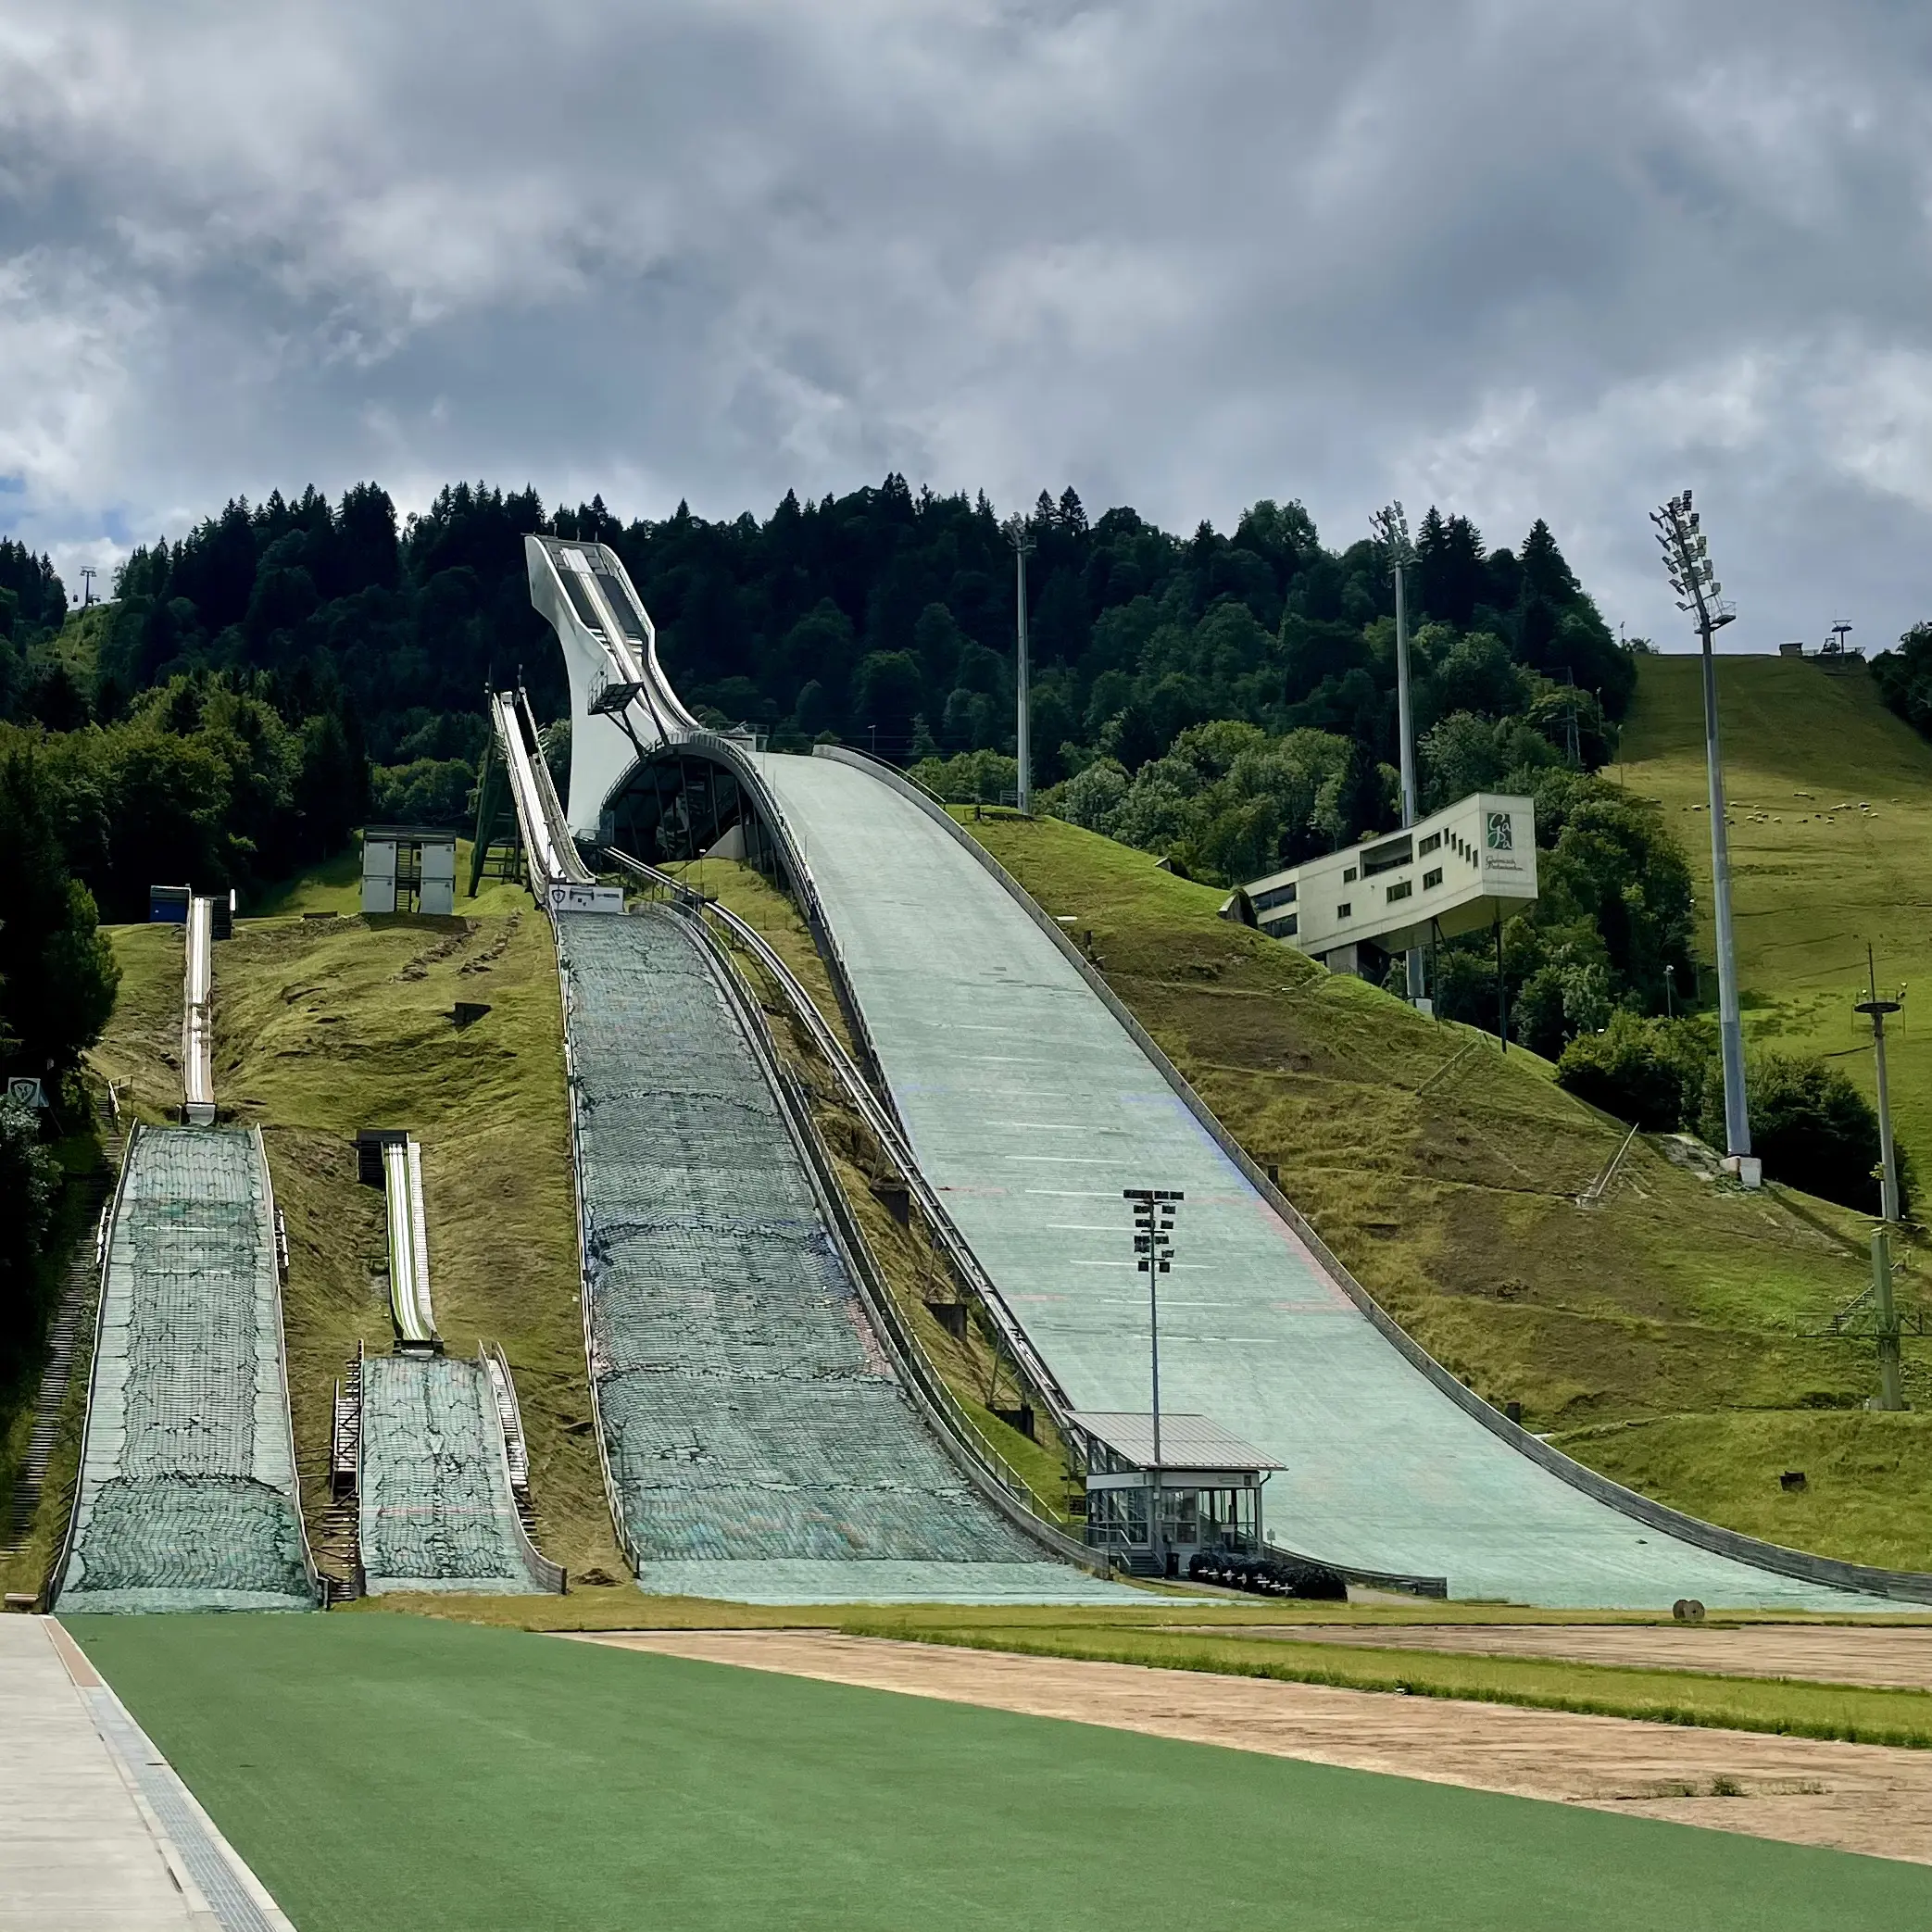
[1,1137,119,1562]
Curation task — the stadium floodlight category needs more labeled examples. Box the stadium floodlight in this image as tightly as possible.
[1003,513,1035,815]
[1124,1187,1184,1570]
[1371,503,1425,1006]
[1650,491,1750,1170]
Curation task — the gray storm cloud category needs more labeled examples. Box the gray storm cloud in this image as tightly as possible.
[2,0,1930,649]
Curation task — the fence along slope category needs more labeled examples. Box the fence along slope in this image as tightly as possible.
[556,906,1139,1603]
[729,746,1918,1611]
[55,1123,318,1612]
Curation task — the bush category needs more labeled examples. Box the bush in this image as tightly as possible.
[1555,1012,1712,1131]
[0,1098,59,1383]
[1700,1053,1903,1215]
[907,748,1018,804]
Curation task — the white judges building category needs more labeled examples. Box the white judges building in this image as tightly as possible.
[1236,792,1538,985]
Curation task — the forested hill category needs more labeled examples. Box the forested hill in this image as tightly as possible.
[71,477,1633,826]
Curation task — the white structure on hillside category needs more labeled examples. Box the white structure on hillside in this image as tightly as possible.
[1237,792,1537,980]
[362,825,457,917]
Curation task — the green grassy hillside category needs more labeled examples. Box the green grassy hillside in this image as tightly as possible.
[1620,654,1932,1183]
[82,872,628,1593]
[956,812,1932,1572]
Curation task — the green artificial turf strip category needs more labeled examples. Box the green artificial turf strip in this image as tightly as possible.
[859,1620,1932,1749]
[69,1613,1932,1931]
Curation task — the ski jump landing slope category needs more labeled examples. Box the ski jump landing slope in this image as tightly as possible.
[557,906,1138,1604]
[748,750,1901,1611]
[56,1125,317,1612]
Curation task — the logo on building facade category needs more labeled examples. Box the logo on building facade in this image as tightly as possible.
[1486,811,1514,852]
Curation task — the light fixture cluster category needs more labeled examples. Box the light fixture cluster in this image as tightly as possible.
[1650,489,1735,629]
[1372,501,1414,570]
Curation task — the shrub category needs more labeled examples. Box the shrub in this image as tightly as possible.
[1700,1053,1903,1215]
[1556,1012,1712,1131]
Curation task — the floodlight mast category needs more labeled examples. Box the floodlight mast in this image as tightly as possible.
[1372,504,1424,1005]
[1856,947,1905,1410]
[1650,491,1750,1165]
[1004,513,1035,815]
[1125,1187,1184,1572]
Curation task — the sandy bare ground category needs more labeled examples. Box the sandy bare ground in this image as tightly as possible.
[1186,1623,1932,1688]
[574,1630,1932,1864]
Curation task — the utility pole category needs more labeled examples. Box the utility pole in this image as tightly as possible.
[1651,491,1751,1175]
[1372,503,1423,1006]
[1125,1188,1183,1573]
[1004,513,1035,814]
[1857,947,1905,1411]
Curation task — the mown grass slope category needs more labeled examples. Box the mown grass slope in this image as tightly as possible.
[954,810,1932,1572]
[83,874,628,1591]
[1620,653,1932,1180]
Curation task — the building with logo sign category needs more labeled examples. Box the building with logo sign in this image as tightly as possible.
[1234,791,1538,981]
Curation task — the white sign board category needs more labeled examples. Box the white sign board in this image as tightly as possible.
[6,1076,45,1110]
[548,883,626,916]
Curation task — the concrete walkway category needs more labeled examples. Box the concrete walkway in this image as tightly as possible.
[0,1618,290,1931]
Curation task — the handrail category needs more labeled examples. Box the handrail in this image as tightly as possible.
[481,1342,532,1496]
[604,847,1076,1432]
[631,733,908,1129]
[474,1347,566,1593]
[1580,1122,1641,1207]
[822,746,1932,1606]
[684,905,1103,1573]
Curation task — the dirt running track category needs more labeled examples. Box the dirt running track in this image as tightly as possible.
[576,1630,1932,1864]
[1195,1624,1932,1689]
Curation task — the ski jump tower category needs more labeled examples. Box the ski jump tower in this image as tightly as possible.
[523,534,706,840]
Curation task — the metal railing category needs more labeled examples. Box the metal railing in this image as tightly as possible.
[685,903,1101,1571]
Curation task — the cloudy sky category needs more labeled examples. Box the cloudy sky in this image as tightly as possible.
[5,1,1931,651]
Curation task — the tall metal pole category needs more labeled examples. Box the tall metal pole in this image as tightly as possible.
[1005,514,1034,815]
[1857,948,1904,1411]
[1373,504,1423,1005]
[1652,492,1749,1161]
[1126,1188,1182,1572]
[1699,628,1750,1159]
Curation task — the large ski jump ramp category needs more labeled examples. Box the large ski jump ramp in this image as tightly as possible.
[744,749,1899,1611]
[558,907,1140,1604]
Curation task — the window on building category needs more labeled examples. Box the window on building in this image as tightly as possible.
[1418,832,1441,857]
[1263,911,1298,937]
[1386,881,1412,903]
[1336,901,1351,919]
[1251,881,1298,912]
[1423,866,1443,889]
[1342,867,1358,884]
[1361,835,1413,877]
